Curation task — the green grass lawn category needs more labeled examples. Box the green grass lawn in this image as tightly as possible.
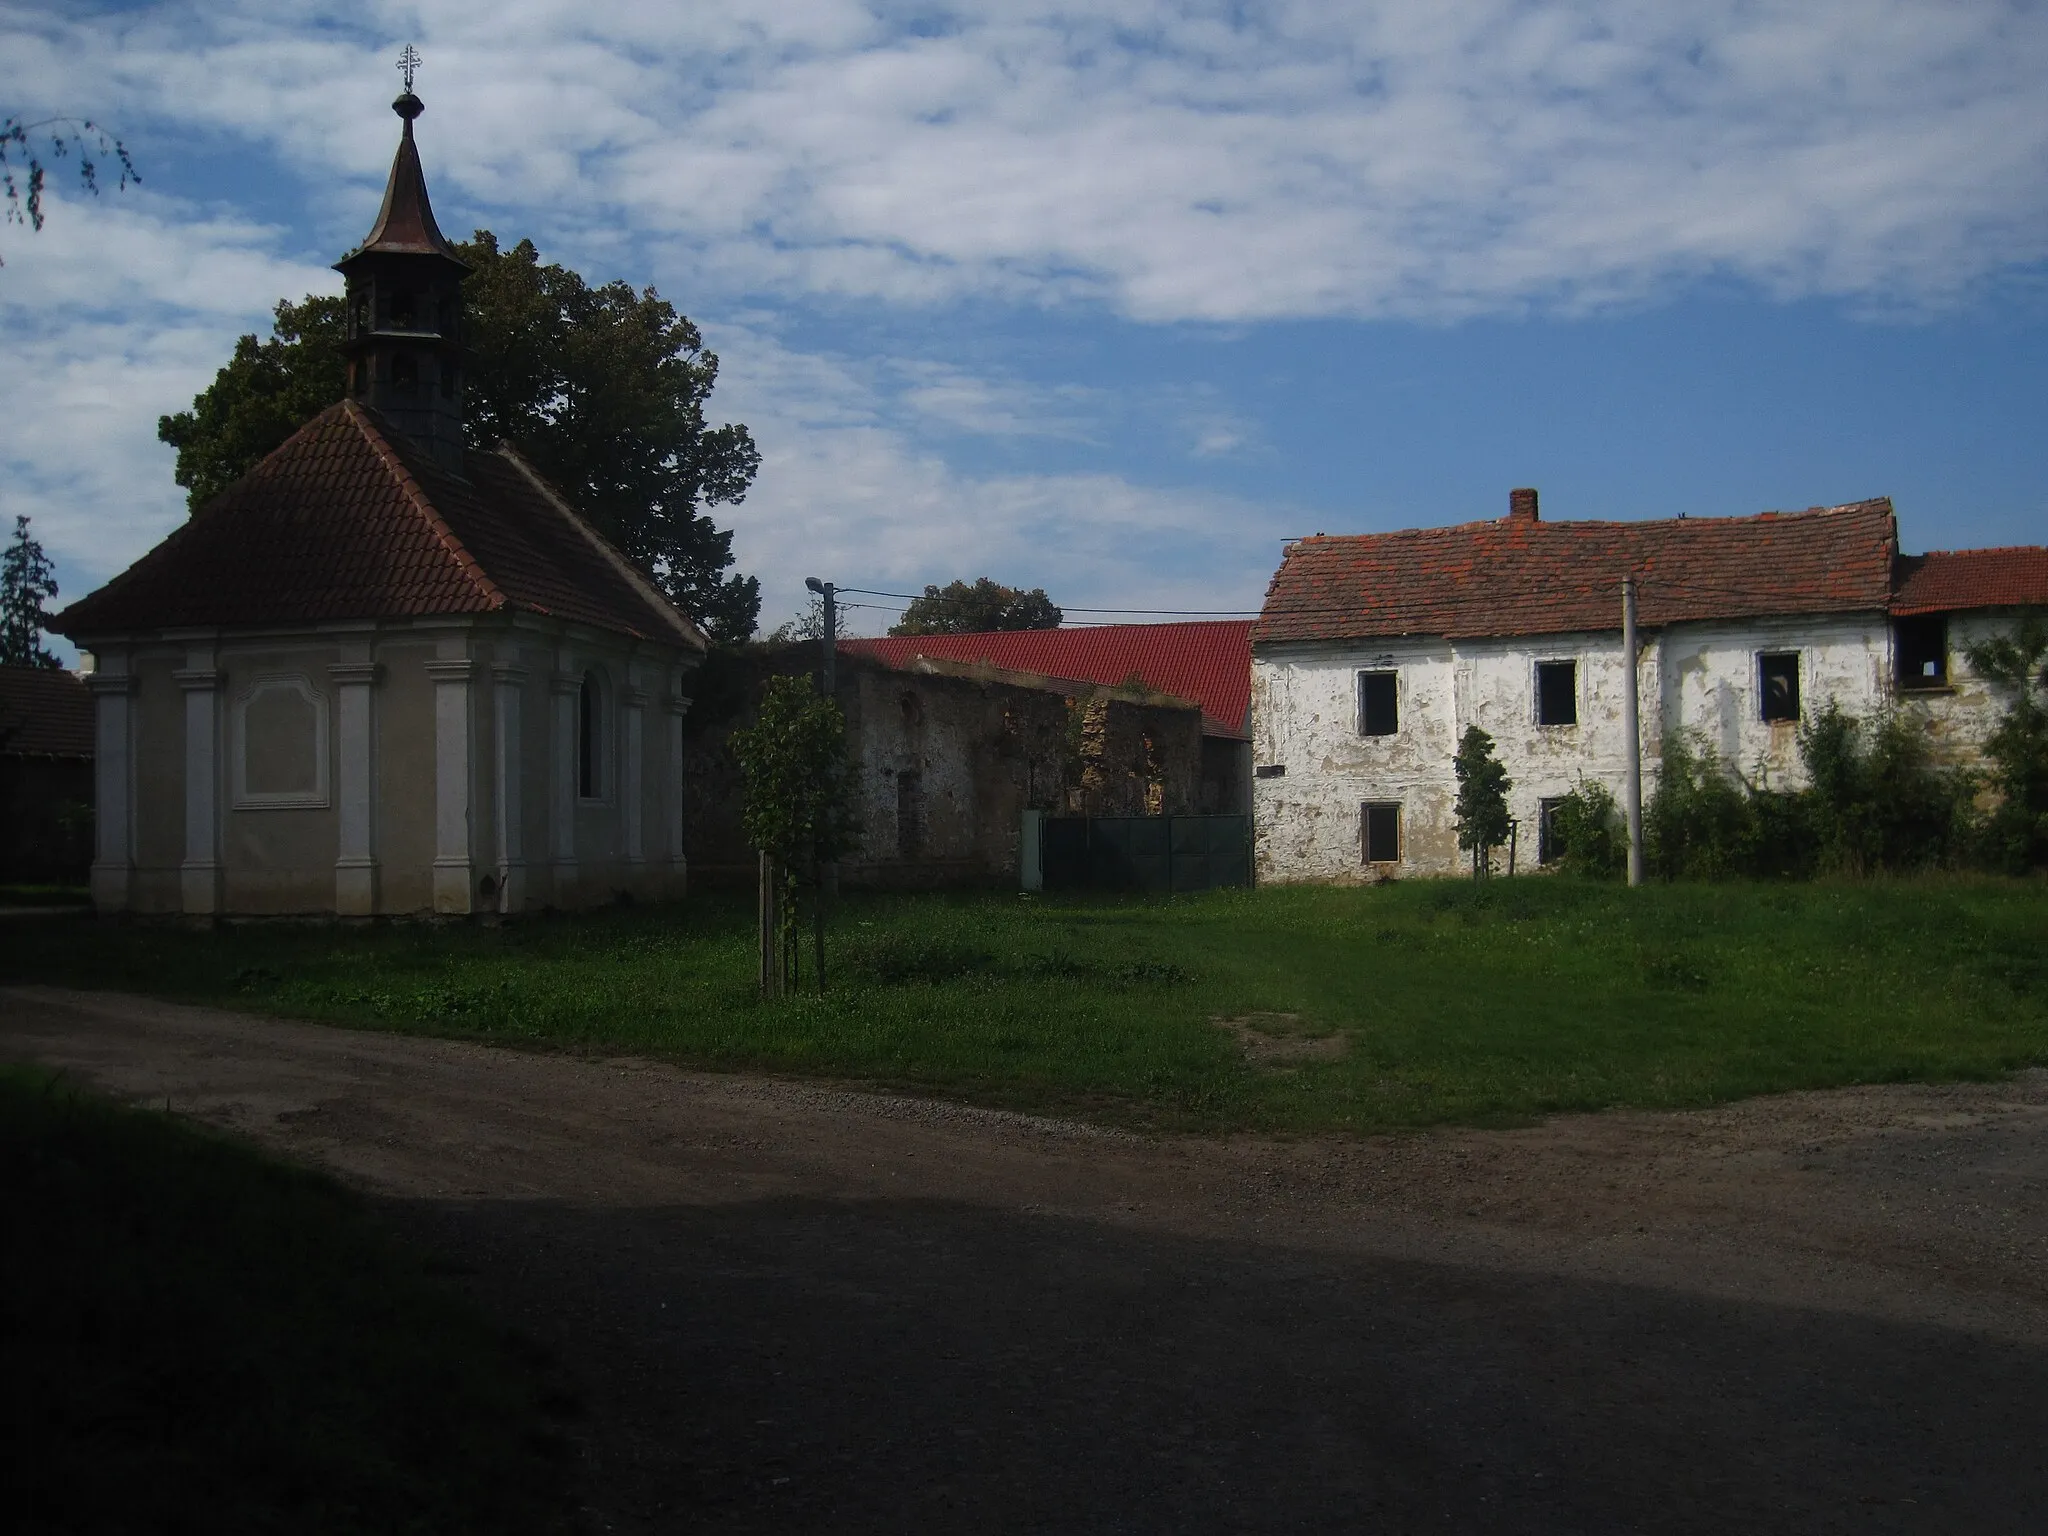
[5,879,2045,1134]
[0,1067,579,1534]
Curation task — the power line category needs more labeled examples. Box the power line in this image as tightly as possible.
[833,585,1260,616]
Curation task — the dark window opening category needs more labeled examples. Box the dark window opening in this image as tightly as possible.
[437,297,456,335]
[900,690,922,728]
[1358,670,1398,736]
[1254,764,1285,779]
[1538,796,1568,865]
[578,674,599,798]
[1895,614,1949,689]
[389,288,417,329]
[1759,652,1801,722]
[896,769,925,859]
[390,352,418,396]
[1536,660,1578,726]
[1362,802,1401,863]
[439,360,456,400]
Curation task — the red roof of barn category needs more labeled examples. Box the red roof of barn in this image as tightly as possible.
[844,621,1254,738]
[0,665,94,757]
[1891,547,2048,615]
[1255,499,1900,646]
[55,400,703,648]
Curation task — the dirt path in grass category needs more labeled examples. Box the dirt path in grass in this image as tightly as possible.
[6,985,2047,1533]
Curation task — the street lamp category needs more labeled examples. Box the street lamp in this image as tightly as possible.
[803,577,836,699]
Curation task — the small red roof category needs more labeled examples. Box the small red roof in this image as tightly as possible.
[0,665,93,757]
[1256,499,1899,645]
[845,621,1254,738]
[1891,547,2048,615]
[56,400,702,648]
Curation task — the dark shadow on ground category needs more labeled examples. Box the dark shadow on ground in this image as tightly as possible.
[386,1195,2048,1535]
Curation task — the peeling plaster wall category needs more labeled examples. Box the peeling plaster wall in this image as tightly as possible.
[1253,608,2023,883]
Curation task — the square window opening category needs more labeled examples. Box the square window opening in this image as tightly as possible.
[1895,614,1949,689]
[1759,652,1801,722]
[1536,660,1578,726]
[1361,802,1401,864]
[1357,670,1398,736]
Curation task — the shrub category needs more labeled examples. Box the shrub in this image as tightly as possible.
[1545,780,1626,879]
[1645,732,1759,880]
[1965,612,2048,871]
[1798,701,1976,874]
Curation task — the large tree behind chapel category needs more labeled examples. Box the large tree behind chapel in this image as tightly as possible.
[158,232,763,641]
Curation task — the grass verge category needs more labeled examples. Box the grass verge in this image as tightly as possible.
[0,1067,580,1534]
[4,878,2045,1134]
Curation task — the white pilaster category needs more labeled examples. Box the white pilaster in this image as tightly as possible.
[493,664,528,913]
[174,656,224,916]
[329,660,381,915]
[549,668,580,902]
[425,658,477,914]
[621,682,647,866]
[665,681,692,893]
[86,665,137,912]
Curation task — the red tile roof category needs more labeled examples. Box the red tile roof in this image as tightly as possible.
[56,401,703,649]
[0,665,93,757]
[1891,547,2048,615]
[1255,499,1899,645]
[844,621,1254,738]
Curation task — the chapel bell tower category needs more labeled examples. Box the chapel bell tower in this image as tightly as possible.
[335,49,470,471]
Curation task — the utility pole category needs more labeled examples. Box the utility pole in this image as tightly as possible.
[1622,575,1644,887]
[804,575,840,942]
[805,577,836,699]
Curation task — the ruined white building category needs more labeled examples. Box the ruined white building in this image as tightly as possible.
[1251,489,2048,881]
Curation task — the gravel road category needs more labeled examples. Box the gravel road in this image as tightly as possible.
[6,985,2046,1533]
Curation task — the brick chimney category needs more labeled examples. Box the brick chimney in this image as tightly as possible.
[1508,487,1539,523]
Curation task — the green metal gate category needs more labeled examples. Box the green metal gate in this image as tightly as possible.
[1023,812,1251,894]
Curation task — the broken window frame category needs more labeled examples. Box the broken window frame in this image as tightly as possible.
[1356,669,1399,737]
[1535,659,1578,727]
[1894,613,1950,691]
[1757,651,1801,723]
[1361,801,1401,864]
[1537,795,1568,865]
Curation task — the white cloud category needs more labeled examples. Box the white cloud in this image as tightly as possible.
[12,2,2047,322]
[705,320,1285,632]
[0,186,338,602]
[8,1,2046,642]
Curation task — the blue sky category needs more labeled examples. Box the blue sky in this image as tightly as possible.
[4,0,2045,644]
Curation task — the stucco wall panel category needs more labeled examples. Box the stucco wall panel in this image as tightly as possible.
[374,644,436,914]
[130,651,187,894]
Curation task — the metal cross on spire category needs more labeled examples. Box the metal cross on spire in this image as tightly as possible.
[397,45,422,93]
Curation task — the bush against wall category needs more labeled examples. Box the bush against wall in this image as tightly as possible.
[1547,705,1979,883]
[1965,613,2048,872]
[1798,702,1978,875]
[1644,733,1764,880]
[1544,780,1626,879]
